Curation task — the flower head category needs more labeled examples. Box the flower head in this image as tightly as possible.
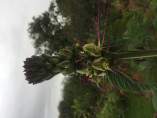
[23,54,58,84]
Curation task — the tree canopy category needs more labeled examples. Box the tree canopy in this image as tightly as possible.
[28,2,73,54]
[28,1,99,54]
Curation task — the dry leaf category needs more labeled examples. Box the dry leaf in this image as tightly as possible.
[120,90,130,97]
[145,90,152,101]
[132,71,143,81]
[153,112,157,118]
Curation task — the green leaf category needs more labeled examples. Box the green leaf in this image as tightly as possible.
[106,39,130,52]
[92,64,104,71]
[52,67,61,73]
[57,60,71,68]
[59,46,73,59]
[61,68,74,75]
[58,51,68,59]
[111,13,134,39]
[50,58,59,64]
[83,43,100,57]
[108,69,135,91]
[118,50,157,59]
[93,57,104,64]
[107,69,157,91]
[138,61,151,71]
[92,57,108,71]
[130,60,142,72]
[152,90,157,111]
[76,68,89,75]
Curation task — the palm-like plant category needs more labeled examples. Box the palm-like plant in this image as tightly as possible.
[24,0,157,93]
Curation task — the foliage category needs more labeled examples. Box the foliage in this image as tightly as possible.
[108,69,157,91]
[124,96,155,118]
[28,2,73,54]
[28,1,99,54]
[25,0,157,117]
[58,75,125,118]
[56,0,98,40]
[71,99,91,118]
[96,90,125,118]
[152,90,157,111]
[58,75,99,118]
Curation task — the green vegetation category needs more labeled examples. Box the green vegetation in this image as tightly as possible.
[25,0,157,118]
[125,97,155,118]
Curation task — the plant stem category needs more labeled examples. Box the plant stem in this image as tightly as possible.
[102,0,110,46]
[97,0,101,46]
[118,50,157,59]
[103,42,130,49]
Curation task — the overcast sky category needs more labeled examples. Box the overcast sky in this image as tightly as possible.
[0,0,64,118]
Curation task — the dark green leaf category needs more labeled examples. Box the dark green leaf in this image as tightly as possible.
[108,69,157,91]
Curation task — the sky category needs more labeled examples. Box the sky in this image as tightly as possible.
[0,0,64,118]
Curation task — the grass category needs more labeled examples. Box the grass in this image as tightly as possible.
[124,96,155,118]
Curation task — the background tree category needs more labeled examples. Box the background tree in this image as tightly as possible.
[28,1,100,55]
[56,0,98,40]
[28,2,72,54]
[58,75,100,118]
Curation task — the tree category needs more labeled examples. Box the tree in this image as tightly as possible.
[28,2,72,54]
[58,75,99,118]
[56,0,98,40]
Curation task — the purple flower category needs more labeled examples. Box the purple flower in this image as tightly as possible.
[23,54,56,84]
[80,74,92,85]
